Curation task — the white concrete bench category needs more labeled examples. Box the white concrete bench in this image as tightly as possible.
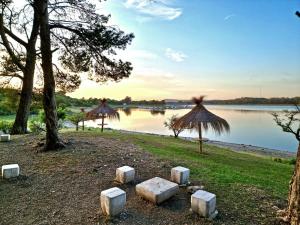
[100,187,126,216]
[171,166,190,184]
[2,164,20,179]
[116,166,135,184]
[0,134,10,142]
[191,190,217,218]
[136,177,179,204]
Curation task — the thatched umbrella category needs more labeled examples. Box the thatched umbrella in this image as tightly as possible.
[86,99,120,132]
[174,96,230,153]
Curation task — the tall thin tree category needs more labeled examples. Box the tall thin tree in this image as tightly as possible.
[273,105,300,225]
[0,0,39,134]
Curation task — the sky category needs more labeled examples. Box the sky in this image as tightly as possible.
[69,0,300,100]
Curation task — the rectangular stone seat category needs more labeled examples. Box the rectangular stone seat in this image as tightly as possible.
[116,166,135,183]
[100,187,126,216]
[136,177,179,204]
[2,164,20,179]
[191,190,217,218]
[171,166,190,184]
[0,134,10,142]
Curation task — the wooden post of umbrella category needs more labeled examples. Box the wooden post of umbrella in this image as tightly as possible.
[101,115,105,132]
[80,108,85,131]
[198,122,202,153]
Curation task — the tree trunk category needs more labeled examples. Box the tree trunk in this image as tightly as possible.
[287,142,300,225]
[101,115,104,132]
[37,0,64,151]
[76,123,78,131]
[11,68,34,134]
[11,39,37,134]
[4,5,39,134]
[198,123,202,153]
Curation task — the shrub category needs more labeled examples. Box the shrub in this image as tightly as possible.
[29,119,45,133]
[273,158,283,163]
[289,158,296,165]
[0,121,13,134]
[67,112,85,131]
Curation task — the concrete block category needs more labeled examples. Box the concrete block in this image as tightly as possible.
[171,166,190,184]
[100,187,126,216]
[116,166,135,183]
[0,134,10,142]
[191,190,217,218]
[2,164,20,179]
[136,177,179,204]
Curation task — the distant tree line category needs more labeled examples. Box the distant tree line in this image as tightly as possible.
[1,88,299,116]
[178,97,300,105]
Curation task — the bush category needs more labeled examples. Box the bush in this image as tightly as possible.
[289,158,296,165]
[273,157,296,165]
[29,107,67,133]
[38,107,67,123]
[0,121,13,134]
[273,158,283,163]
[29,119,45,133]
[67,112,85,131]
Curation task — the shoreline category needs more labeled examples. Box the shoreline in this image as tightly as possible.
[114,129,296,159]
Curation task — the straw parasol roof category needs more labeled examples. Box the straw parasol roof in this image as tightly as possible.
[174,96,230,153]
[86,99,119,132]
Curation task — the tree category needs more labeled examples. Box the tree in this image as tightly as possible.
[1,0,134,150]
[122,96,132,105]
[272,105,300,225]
[35,0,133,150]
[0,0,81,134]
[0,0,39,134]
[164,115,184,138]
[67,112,85,131]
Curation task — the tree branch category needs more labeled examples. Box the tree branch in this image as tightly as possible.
[3,26,28,47]
[0,14,25,71]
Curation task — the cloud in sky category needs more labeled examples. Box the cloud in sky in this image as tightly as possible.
[224,14,236,21]
[124,0,182,20]
[165,48,187,62]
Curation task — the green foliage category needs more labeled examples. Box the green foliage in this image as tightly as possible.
[0,120,13,133]
[67,112,85,131]
[273,157,297,165]
[0,88,19,115]
[38,107,67,123]
[289,158,297,165]
[28,118,45,133]
[29,107,67,133]
[273,157,283,163]
[164,114,184,138]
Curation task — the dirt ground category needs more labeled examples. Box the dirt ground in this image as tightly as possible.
[0,132,286,225]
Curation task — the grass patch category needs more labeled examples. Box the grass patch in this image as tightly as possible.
[85,129,293,198]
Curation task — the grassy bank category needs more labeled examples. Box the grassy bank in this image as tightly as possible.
[89,129,293,198]
[0,129,294,224]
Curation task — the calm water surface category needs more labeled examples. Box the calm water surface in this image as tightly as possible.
[84,105,298,152]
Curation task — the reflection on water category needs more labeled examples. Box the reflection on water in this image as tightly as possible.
[84,105,298,152]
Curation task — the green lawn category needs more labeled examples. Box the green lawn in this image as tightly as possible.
[0,115,15,122]
[83,129,294,199]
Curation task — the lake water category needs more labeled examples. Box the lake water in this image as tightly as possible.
[84,105,299,153]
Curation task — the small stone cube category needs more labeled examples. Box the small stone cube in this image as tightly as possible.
[171,166,190,184]
[191,190,217,218]
[100,187,126,216]
[0,134,10,142]
[116,166,135,183]
[2,164,20,179]
[136,177,179,204]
